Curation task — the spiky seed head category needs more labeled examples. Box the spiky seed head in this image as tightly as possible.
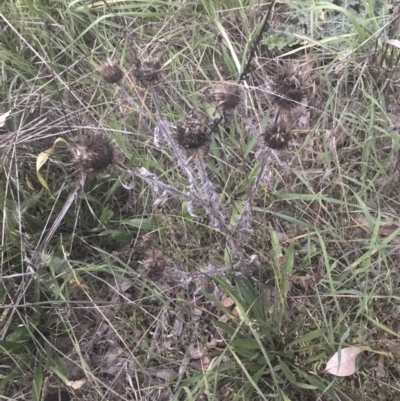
[71,133,116,174]
[211,82,242,110]
[261,123,291,150]
[271,66,304,110]
[142,250,166,282]
[174,111,211,151]
[100,61,124,84]
[133,55,162,87]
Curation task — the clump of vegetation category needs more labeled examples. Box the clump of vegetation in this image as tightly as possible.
[1,1,400,401]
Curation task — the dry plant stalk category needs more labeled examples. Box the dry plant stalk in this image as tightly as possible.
[31,134,117,268]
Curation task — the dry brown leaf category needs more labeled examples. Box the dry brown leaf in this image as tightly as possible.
[0,110,11,128]
[36,146,55,193]
[189,344,207,359]
[263,364,282,376]
[207,357,218,371]
[154,369,178,381]
[217,314,229,323]
[221,297,235,307]
[233,306,243,319]
[201,356,210,371]
[325,346,364,377]
[385,39,400,49]
[354,217,400,237]
[66,378,87,389]
[376,354,386,378]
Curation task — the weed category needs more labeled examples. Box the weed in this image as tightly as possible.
[1,1,400,400]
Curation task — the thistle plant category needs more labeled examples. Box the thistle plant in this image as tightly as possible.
[261,122,291,150]
[99,59,147,116]
[269,65,306,110]
[31,133,117,268]
[100,60,124,85]
[133,54,162,87]
[211,81,243,110]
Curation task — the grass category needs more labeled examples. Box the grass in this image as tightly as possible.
[1,0,400,400]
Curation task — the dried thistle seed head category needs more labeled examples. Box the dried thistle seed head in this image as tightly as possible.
[174,111,211,150]
[133,55,162,87]
[271,66,304,109]
[261,123,291,150]
[71,133,116,174]
[142,250,166,282]
[100,60,124,84]
[211,82,242,110]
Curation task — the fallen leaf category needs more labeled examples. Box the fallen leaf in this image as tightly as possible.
[26,176,35,191]
[353,217,400,237]
[376,354,385,378]
[325,346,364,377]
[0,110,11,128]
[154,369,178,381]
[201,356,210,371]
[221,297,234,307]
[189,344,207,359]
[36,147,55,193]
[66,378,86,389]
[385,39,400,49]
[378,224,400,237]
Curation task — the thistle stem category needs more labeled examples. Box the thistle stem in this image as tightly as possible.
[31,174,86,268]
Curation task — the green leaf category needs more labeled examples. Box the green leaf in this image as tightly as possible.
[235,276,264,320]
[100,206,113,225]
[32,366,43,401]
[0,340,25,353]
[45,343,69,381]
[6,326,30,342]
[120,218,159,231]
[231,339,260,350]
[100,230,132,241]
[214,19,241,74]
[282,242,295,299]
[0,367,19,389]
[235,276,257,306]
[280,360,297,384]
[289,329,325,346]
[213,276,244,309]
[214,321,236,337]
[280,361,317,390]
[234,346,256,359]
[295,368,334,396]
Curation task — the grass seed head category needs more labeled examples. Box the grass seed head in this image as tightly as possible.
[100,60,124,84]
[261,123,291,150]
[174,111,211,151]
[133,55,162,87]
[71,133,116,174]
[271,66,304,110]
[211,82,242,110]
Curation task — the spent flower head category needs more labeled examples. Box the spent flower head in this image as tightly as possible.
[100,59,124,84]
[133,55,162,87]
[174,111,211,152]
[261,123,291,150]
[211,82,242,110]
[270,66,305,110]
[69,133,117,174]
